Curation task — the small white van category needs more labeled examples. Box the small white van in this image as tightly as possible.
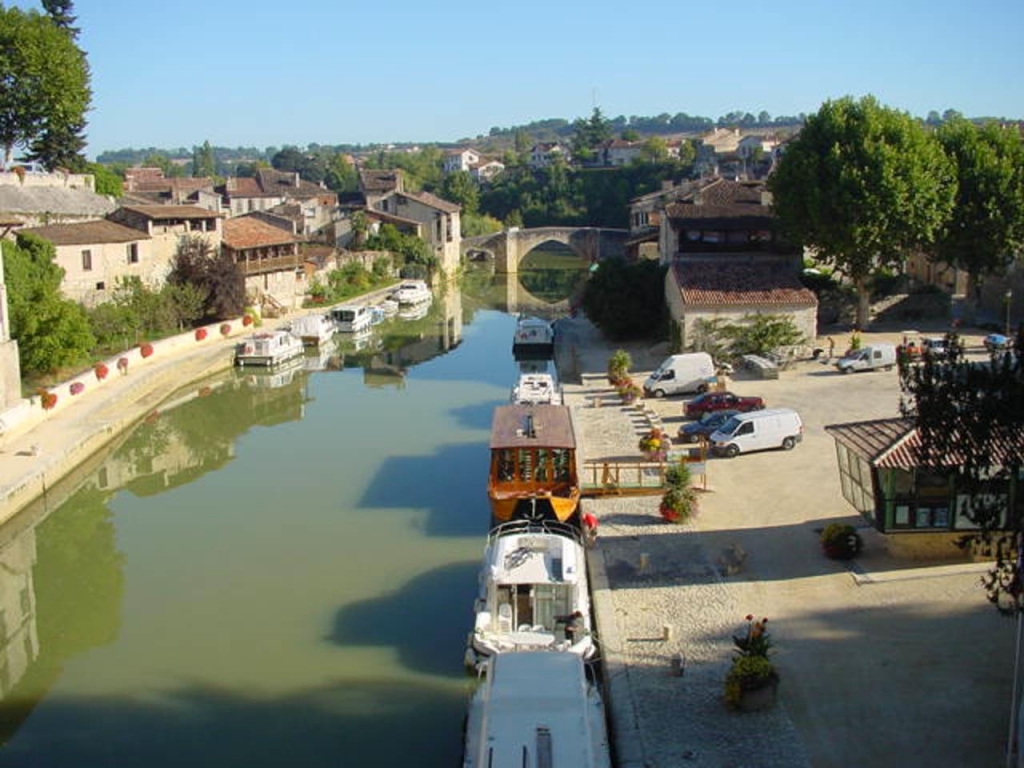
[709,408,803,458]
[834,343,897,374]
[643,353,715,397]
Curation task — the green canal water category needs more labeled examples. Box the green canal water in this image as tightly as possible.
[0,259,587,767]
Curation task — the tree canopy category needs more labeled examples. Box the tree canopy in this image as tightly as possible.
[581,258,666,340]
[769,95,956,327]
[167,236,246,320]
[0,4,91,169]
[4,234,94,376]
[933,119,1024,304]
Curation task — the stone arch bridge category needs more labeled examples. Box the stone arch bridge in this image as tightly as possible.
[463,227,629,274]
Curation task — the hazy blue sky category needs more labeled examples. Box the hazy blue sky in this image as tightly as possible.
[10,0,1024,157]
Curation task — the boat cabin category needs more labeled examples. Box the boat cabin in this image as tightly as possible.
[331,304,373,333]
[488,404,579,524]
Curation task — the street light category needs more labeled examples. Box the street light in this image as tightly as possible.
[1006,289,1014,337]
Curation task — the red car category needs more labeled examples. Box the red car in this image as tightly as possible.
[684,391,764,419]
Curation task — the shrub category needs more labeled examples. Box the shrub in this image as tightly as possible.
[41,391,57,410]
[195,328,208,341]
[724,655,778,707]
[94,363,109,380]
[607,349,632,385]
[70,382,85,395]
[821,523,863,560]
[140,343,154,358]
[659,461,697,523]
[242,313,254,326]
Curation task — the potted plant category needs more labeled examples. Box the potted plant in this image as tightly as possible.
[195,327,208,341]
[617,379,642,405]
[140,342,154,358]
[724,615,779,711]
[659,460,697,522]
[94,362,109,380]
[639,427,670,462]
[40,391,57,410]
[607,349,632,387]
[220,322,232,336]
[820,522,863,560]
[70,382,85,395]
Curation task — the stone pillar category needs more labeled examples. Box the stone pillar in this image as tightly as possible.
[0,247,23,411]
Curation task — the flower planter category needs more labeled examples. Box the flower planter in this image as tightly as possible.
[242,314,254,326]
[220,323,231,336]
[140,343,154,358]
[195,328,208,341]
[70,382,85,396]
[736,677,779,712]
[41,392,57,410]
[94,363,109,380]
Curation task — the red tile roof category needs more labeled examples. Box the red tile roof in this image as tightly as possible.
[672,260,817,308]
[120,204,222,220]
[223,217,300,249]
[666,178,773,225]
[402,190,460,214]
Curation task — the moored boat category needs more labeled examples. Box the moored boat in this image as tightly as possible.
[462,651,611,768]
[512,315,555,359]
[330,304,373,333]
[466,520,595,669]
[511,372,563,406]
[488,404,580,524]
[392,279,432,306]
[234,330,304,367]
[289,312,336,346]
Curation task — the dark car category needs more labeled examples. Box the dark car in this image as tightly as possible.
[984,333,1012,353]
[677,409,739,444]
[684,391,764,419]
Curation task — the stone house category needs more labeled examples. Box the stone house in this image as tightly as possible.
[20,204,222,307]
[215,169,337,235]
[471,159,505,184]
[442,148,481,174]
[659,178,817,350]
[0,170,116,228]
[528,143,570,169]
[222,216,305,310]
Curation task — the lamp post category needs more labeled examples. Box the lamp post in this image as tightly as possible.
[1006,289,1014,337]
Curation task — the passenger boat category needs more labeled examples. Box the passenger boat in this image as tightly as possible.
[330,304,373,333]
[488,404,580,524]
[511,372,562,406]
[462,652,611,768]
[289,312,336,346]
[234,330,304,367]
[465,520,595,669]
[392,279,432,306]
[512,316,555,359]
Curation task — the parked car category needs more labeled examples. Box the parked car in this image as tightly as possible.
[921,336,948,357]
[984,333,1012,353]
[684,391,764,419]
[677,409,739,444]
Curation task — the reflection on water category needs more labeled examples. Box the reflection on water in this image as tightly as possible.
[0,262,585,766]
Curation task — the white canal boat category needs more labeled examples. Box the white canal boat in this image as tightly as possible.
[330,304,373,333]
[511,372,563,406]
[234,330,304,367]
[465,520,595,670]
[289,312,337,346]
[392,279,432,306]
[512,316,555,359]
[462,652,611,768]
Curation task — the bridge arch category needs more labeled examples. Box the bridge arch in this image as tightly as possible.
[462,227,629,274]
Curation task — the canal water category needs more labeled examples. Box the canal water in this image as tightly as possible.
[0,259,587,767]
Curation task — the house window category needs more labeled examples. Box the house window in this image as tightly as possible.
[81,249,92,271]
[127,243,139,263]
[96,282,105,290]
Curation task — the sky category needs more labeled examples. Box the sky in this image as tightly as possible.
[9,0,1024,159]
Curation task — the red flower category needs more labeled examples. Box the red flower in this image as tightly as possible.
[41,392,57,410]
[70,382,85,395]
[195,328,208,341]
[140,343,154,358]
[94,363,109,380]
[220,323,231,336]
[242,314,254,326]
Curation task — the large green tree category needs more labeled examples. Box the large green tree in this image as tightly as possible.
[0,3,92,170]
[166,237,246,320]
[933,119,1024,312]
[899,333,1024,611]
[4,234,94,376]
[571,107,612,164]
[769,96,956,327]
[581,258,666,340]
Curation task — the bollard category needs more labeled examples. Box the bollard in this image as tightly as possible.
[663,624,673,642]
[639,552,649,572]
[671,653,685,677]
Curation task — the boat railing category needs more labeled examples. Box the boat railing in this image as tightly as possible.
[487,519,584,546]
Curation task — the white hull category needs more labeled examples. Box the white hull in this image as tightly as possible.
[511,373,562,406]
[467,520,595,669]
[512,316,555,359]
[392,280,432,306]
[235,331,304,367]
[462,652,611,768]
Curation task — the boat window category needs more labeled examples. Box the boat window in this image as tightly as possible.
[535,449,550,481]
[497,450,514,481]
[517,449,535,481]
[552,449,571,481]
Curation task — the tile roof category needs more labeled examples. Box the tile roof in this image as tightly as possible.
[0,185,116,217]
[401,189,460,214]
[359,168,402,193]
[672,260,817,307]
[21,219,150,246]
[120,204,222,220]
[666,178,773,224]
[223,217,300,249]
[825,418,1024,470]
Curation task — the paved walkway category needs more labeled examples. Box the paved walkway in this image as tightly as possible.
[554,315,1014,768]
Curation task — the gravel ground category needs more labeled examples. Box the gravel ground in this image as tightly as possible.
[555,316,1015,768]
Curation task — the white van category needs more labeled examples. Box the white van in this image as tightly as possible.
[709,408,803,458]
[643,352,715,397]
[834,343,897,374]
